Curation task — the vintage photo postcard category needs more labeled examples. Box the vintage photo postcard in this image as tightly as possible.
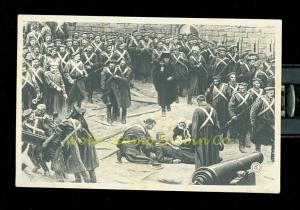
[16,15,281,193]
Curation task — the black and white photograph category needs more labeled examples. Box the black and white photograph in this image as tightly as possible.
[16,15,281,193]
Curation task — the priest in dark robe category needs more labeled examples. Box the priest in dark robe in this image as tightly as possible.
[191,95,222,169]
[152,52,178,117]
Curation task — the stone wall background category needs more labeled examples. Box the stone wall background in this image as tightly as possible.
[66,22,275,55]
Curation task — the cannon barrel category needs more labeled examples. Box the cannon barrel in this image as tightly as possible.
[192,152,264,185]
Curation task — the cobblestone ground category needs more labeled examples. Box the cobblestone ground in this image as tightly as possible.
[21,80,277,189]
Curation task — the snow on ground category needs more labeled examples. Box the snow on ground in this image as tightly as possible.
[21,80,277,188]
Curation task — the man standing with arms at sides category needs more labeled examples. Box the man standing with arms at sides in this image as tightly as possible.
[64,51,88,111]
[228,82,255,153]
[205,75,229,138]
[81,44,100,103]
[191,95,222,169]
[250,81,275,161]
[152,52,177,117]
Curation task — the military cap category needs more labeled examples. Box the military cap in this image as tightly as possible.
[252,77,263,85]
[44,33,52,38]
[246,52,257,60]
[72,31,80,34]
[216,45,227,52]
[22,109,33,118]
[37,104,46,110]
[58,44,66,48]
[228,44,238,50]
[94,34,101,38]
[265,87,275,91]
[213,75,222,80]
[196,95,206,102]
[65,38,73,42]
[227,71,236,77]
[238,82,248,87]
[28,37,36,42]
[161,52,171,59]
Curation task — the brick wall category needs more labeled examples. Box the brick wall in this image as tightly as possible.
[66,22,275,55]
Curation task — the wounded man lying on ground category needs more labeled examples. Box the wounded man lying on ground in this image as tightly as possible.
[154,120,195,164]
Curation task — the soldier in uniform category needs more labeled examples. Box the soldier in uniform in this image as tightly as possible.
[250,84,275,161]
[127,31,140,77]
[42,110,90,183]
[64,51,88,111]
[99,44,114,69]
[226,44,240,74]
[101,60,120,123]
[114,59,133,124]
[22,104,53,176]
[152,52,178,117]
[188,46,208,104]
[205,75,230,138]
[22,63,40,110]
[81,44,100,103]
[226,72,239,100]
[26,24,43,48]
[57,45,70,69]
[210,45,230,80]
[92,34,105,57]
[191,95,222,169]
[43,48,67,119]
[228,82,255,153]
[69,39,81,56]
[30,58,44,104]
[171,45,189,98]
[139,33,153,82]
[236,52,257,84]
[151,41,164,65]
[72,31,80,41]
[117,118,159,165]
[65,38,73,54]
[31,46,43,67]
[26,37,38,55]
[248,78,265,101]
[40,33,53,55]
[112,42,131,65]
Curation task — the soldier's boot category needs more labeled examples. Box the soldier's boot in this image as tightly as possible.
[81,171,90,183]
[117,150,123,163]
[175,96,179,103]
[161,106,166,117]
[255,144,261,152]
[55,172,64,182]
[167,105,171,111]
[74,173,82,183]
[112,107,120,122]
[87,92,93,103]
[121,108,127,124]
[88,170,97,183]
[77,100,82,108]
[245,141,251,148]
[187,95,192,105]
[239,138,247,153]
[107,106,112,123]
[271,144,275,162]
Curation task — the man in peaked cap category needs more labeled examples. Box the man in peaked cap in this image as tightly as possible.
[226,44,240,73]
[210,45,230,80]
[250,79,275,161]
[228,82,256,153]
[236,51,257,84]
[205,75,230,138]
